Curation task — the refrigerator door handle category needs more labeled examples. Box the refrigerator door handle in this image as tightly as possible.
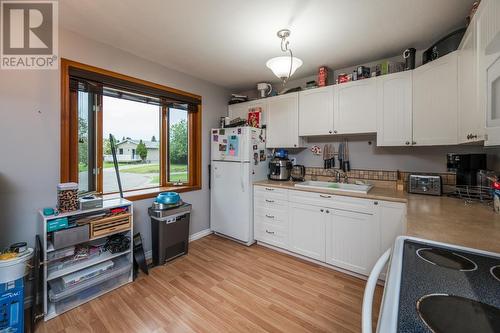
[240,162,245,192]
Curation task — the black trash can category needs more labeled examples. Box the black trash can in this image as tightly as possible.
[149,202,192,266]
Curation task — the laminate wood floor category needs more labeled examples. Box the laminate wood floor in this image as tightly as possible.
[37,234,383,333]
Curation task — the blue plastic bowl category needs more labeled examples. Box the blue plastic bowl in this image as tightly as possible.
[156,192,180,205]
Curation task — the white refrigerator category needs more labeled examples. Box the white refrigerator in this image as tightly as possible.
[210,126,267,245]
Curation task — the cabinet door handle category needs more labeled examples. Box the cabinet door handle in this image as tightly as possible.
[265,214,275,219]
[319,194,332,198]
[325,210,330,214]
[374,201,379,205]
[320,209,324,212]
[265,199,275,203]
[265,230,275,235]
[412,141,416,145]
[333,130,338,134]
[265,187,274,191]
[405,141,410,145]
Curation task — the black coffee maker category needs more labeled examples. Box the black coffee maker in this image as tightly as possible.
[447,153,487,186]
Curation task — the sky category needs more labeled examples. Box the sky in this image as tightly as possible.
[102,96,187,141]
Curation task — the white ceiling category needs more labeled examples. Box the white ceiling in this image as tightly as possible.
[60,0,474,91]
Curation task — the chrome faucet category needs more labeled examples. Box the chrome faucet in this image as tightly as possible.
[329,169,348,183]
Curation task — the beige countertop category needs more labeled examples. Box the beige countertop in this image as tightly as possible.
[253,179,408,203]
[254,180,500,254]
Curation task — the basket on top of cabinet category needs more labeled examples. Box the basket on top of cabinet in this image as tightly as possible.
[89,213,131,239]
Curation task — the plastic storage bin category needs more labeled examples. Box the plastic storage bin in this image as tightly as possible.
[52,270,130,314]
[49,256,130,304]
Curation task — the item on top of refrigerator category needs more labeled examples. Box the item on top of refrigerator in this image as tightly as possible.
[247,107,262,128]
[357,66,371,79]
[352,70,358,81]
[403,48,416,70]
[305,80,318,89]
[225,117,247,128]
[318,66,329,87]
[256,82,272,98]
[422,28,466,64]
[376,60,404,76]
[228,93,249,105]
[57,183,79,213]
[337,73,349,84]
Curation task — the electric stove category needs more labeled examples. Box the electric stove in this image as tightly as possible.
[376,237,500,333]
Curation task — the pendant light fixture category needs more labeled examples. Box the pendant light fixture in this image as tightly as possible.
[266,29,303,84]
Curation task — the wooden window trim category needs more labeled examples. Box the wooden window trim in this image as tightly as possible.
[61,58,202,200]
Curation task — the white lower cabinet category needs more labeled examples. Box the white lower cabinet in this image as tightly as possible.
[254,186,406,276]
[289,202,326,261]
[325,209,380,275]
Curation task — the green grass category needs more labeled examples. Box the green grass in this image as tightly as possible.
[79,163,88,172]
[149,175,160,184]
[169,172,188,182]
[123,164,160,174]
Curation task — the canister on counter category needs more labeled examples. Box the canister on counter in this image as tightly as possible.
[57,182,79,212]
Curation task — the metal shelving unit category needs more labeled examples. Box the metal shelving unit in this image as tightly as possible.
[38,198,133,321]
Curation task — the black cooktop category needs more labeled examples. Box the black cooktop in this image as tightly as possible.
[398,240,500,332]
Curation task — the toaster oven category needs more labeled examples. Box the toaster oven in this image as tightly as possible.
[408,175,442,196]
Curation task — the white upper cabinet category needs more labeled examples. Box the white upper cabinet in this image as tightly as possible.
[478,0,500,146]
[458,16,485,143]
[298,86,334,136]
[334,79,377,134]
[228,99,268,126]
[482,0,500,55]
[266,92,305,148]
[412,51,459,146]
[376,71,413,146]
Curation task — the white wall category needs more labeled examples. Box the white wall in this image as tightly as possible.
[0,29,229,251]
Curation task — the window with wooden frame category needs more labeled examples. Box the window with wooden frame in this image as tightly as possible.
[61,59,202,200]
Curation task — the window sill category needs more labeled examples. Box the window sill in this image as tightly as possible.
[103,185,201,202]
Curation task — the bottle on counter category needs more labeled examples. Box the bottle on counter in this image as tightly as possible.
[493,181,500,214]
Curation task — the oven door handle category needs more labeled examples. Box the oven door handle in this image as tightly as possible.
[362,248,391,333]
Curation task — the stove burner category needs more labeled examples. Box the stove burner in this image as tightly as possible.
[417,294,500,333]
[416,247,477,271]
[492,265,500,282]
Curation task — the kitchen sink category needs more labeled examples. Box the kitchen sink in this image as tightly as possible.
[294,180,373,194]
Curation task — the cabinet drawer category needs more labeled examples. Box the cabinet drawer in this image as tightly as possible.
[255,221,288,249]
[254,196,288,208]
[254,186,288,200]
[254,207,288,227]
[89,213,131,239]
[289,190,376,214]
